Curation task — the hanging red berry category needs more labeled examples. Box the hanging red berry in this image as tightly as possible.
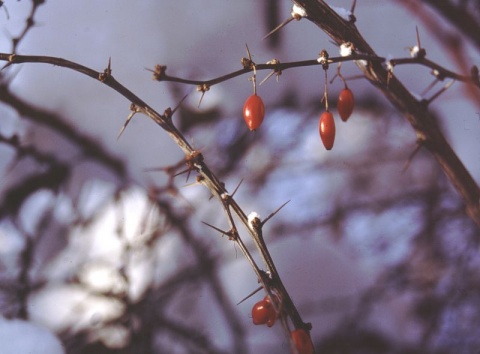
[319,111,336,150]
[252,299,274,325]
[337,88,354,122]
[262,295,278,327]
[243,94,265,131]
[291,329,315,354]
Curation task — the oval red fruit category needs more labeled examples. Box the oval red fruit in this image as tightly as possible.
[291,329,315,354]
[337,88,354,122]
[319,111,336,150]
[243,94,265,131]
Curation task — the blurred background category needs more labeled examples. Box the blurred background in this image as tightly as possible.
[0,1,479,353]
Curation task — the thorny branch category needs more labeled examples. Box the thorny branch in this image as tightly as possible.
[0,51,312,344]
[144,1,480,232]
[1,1,479,351]
[291,0,480,228]
[151,54,384,88]
[396,0,480,112]
[152,53,478,90]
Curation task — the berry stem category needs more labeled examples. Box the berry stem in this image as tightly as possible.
[323,68,329,111]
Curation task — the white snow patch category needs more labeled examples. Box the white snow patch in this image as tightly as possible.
[0,317,65,354]
[29,284,125,333]
[78,262,128,295]
[90,324,130,349]
[409,45,420,58]
[247,211,260,228]
[340,42,353,57]
[292,4,307,18]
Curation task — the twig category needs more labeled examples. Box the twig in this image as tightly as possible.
[293,0,480,228]
[0,51,313,340]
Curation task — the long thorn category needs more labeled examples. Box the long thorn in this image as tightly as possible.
[245,43,252,62]
[260,70,278,86]
[420,78,439,97]
[262,200,291,227]
[402,144,421,174]
[198,91,206,108]
[172,93,189,115]
[245,43,257,95]
[231,178,244,197]
[416,25,421,49]
[237,286,263,305]
[263,17,295,40]
[426,80,454,104]
[350,0,357,14]
[182,180,200,188]
[117,111,136,140]
[201,221,228,236]
[173,168,191,177]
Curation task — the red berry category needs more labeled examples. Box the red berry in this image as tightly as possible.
[262,295,279,327]
[243,94,265,131]
[251,296,278,327]
[291,329,314,354]
[319,111,336,150]
[337,88,354,122]
[252,300,273,325]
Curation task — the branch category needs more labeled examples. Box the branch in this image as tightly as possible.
[0,52,312,342]
[293,0,480,228]
[152,54,384,88]
[152,53,478,90]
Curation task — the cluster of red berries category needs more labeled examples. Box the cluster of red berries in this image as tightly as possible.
[319,87,354,150]
[242,87,354,152]
[251,294,314,353]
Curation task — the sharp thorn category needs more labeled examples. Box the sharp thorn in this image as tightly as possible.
[416,26,421,49]
[245,43,252,61]
[201,221,228,235]
[350,0,357,14]
[172,93,189,115]
[259,71,276,86]
[262,17,294,40]
[198,91,205,108]
[402,144,421,174]
[420,78,439,97]
[117,111,136,140]
[231,178,244,197]
[173,168,191,177]
[262,200,291,226]
[236,286,263,305]
[427,79,454,104]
